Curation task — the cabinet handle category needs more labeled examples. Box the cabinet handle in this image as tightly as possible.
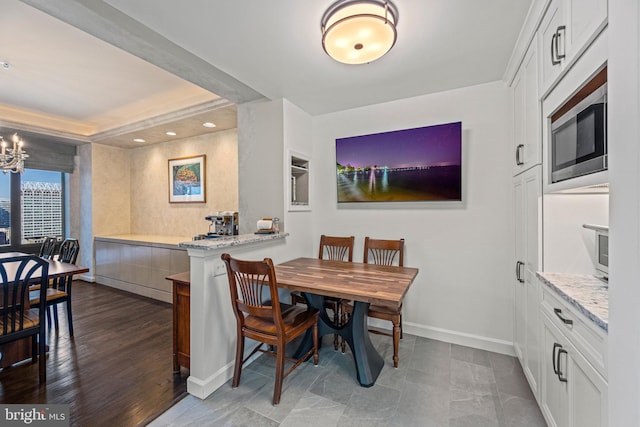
[555,26,566,60]
[554,308,573,325]
[515,261,525,283]
[557,348,568,382]
[551,33,561,65]
[516,144,524,165]
[552,342,562,375]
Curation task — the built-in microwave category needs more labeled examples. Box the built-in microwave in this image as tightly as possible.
[551,83,607,183]
[583,223,609,284]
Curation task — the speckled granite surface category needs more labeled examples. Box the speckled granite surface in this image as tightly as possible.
[537,272,608,332]
[178,232,288,250]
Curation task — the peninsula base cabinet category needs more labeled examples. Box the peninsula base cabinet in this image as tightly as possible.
[540,310,608,427]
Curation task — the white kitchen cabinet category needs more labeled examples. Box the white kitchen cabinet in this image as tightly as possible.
[512,40,541,175]
[541,311,608,427]
[539,0,607,94]
[513,165,543,398]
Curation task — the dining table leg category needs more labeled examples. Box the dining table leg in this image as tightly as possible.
[293,293,384,387]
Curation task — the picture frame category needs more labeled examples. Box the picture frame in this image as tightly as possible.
[168,155,206,203]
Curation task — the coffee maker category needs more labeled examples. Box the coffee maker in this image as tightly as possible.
[205,211,239,236]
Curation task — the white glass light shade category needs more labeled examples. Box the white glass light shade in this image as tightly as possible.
[322,0,398,65]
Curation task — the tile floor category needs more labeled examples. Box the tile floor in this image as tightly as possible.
[149,334,547,426]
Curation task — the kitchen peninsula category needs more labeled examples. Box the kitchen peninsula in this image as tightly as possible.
[178,232,289,399]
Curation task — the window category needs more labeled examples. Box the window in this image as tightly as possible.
[0,169,66,253]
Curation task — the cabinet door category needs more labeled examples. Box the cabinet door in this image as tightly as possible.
[512,69,525,175]
[569,344,608,427]
[513,166,542,397]
[540,0,564,91]
[523,166,542,273]
[513,175,526,361]
[524,271,541,396]
[541,316,570,427]
[512,42,540,175]
[566,0,607,64]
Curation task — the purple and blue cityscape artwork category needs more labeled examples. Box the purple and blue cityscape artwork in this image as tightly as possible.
[336,122,462,202]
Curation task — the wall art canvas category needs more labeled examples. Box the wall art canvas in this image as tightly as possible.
[336,122,462,203]
[168,155,206,203]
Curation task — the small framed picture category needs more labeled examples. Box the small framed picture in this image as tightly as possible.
[168,155,206,203]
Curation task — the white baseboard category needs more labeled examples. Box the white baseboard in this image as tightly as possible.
[187,361,235,400]
[77,273,95,282]
[367,319,516,356]
[401,321,515,357]
[187,345,264,400]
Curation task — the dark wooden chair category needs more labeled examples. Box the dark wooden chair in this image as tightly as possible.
[221,253,319,406]
[30,238,80,336]
[291,234,354,349]
[0,255,49,383]
[38,237,59,259]
[342,237,405,368]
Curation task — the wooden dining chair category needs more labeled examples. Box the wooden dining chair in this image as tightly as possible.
[221,253,319,406]
[0,255,49,383]
[30,238,80,336]
[291,234,354,349]
[342,237,405,368]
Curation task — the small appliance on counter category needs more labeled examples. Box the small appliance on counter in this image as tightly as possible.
[194,212,239,240]
[255,217,280,234]
[583,223,609,285]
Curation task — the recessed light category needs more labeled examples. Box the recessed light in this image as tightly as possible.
[133,138,145,143]
[203,122,216,128]
[1,61,10,70]
[166,131,177,136]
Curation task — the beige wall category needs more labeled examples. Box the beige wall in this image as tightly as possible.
[129,129,238,237]
[91,143,132,237]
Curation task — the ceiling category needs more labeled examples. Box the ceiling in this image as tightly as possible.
[0,0,533,149]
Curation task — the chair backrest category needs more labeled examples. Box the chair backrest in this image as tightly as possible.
[221,253,285,334]
[58,238,80,264]
[39,237,59,259]
[318,235,355,261]
[363,237,405,267]
[0,255,49,340]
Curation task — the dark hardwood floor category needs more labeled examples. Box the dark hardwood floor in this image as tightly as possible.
[0,281,187,426]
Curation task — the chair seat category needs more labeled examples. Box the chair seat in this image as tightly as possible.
[368,303,402,318]
[244,303,318,336]
[29,288,68,306]
[0,309,40,333]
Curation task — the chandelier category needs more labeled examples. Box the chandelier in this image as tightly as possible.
[0,133,29,174]
[321,0,399,65]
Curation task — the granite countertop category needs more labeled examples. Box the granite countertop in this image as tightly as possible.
[179,232,288,250]
[537,271,608,332]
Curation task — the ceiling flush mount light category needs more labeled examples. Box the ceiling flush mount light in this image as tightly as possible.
[133,138,145,143]
[166,131,177,136]
[202,122,216,128]
[0,133,29,174]
[321,0,399,65]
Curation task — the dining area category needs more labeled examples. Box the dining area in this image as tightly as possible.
[181,232,419,407]
[0,238,87,376]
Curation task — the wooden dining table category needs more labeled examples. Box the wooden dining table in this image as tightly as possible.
[274,257,419,387]
[0,251,90,367]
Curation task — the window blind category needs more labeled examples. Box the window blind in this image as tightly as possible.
[23,137,78,174]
